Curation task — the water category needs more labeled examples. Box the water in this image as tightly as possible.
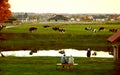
[6,26,16,28]
[0,49,113,58]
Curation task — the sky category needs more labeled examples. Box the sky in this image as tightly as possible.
[9,0,120,14]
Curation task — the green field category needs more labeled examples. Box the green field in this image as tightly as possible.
[1,25,120,75]
[0,23,120,51]
[0,56,120,75]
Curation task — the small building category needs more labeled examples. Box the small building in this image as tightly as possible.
[108,31,120,61]
[48,15,68,22]
[5,16,17,23]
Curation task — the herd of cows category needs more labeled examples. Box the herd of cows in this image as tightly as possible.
[28,25,118,33]
[29,25,66,33]
[85,26,118,33]
[0,25,119,33]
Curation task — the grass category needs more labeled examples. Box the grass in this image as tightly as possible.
[0,56,119,75]
[0,23,120,51]
[0,23,120,75]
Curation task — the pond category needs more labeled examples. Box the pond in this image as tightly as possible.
[0,49,113,58]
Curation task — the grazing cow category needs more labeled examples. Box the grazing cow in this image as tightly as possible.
[109,28,117,32]
[0,25,6,30]
[85,27,97,33]
[84,27,93,31]
[52,27,59,31]
[43,25,50,28]
[52,27,65,33]
[29,27,37,32]
[59,28,65,33]
[99,27,105,31]
[93,29,97,33]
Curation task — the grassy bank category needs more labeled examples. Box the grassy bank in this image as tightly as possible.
[0,24,120,51]
[0,56,119,75]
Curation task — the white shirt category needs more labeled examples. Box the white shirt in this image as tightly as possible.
[68,56,74,64]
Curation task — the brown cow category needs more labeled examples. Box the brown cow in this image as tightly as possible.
[109,28,117,32]
[43,25,50,28]
[29,27,37,32]
[52,27,59,31]
[99,27,105,31]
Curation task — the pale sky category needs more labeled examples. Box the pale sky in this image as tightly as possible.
[9,0,120,14]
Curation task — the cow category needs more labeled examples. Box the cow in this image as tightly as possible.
[85,27,92,31]
[43,25,50,28]
[0,25,6,31]
[85,27,97,33]
[52,27,59,31]
[99,27,105,31]
[52,27,65,33]
[109,28,117,32]
[29,27,37,32]
[59,28,65,33]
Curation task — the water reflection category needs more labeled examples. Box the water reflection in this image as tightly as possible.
[0,49,113,58]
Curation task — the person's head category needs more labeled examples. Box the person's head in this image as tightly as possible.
[70,55,73,58]
[88,48,90,51]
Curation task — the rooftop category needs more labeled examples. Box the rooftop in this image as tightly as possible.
[108,31,120,43]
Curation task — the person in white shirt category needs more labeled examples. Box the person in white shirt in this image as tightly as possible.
[68,55,74,64]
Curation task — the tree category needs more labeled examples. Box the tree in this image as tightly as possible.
[0,0,11,57]
[0,0,11,23]
[24,13,28,18]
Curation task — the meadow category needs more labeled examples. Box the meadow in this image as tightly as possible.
[0,23,120,51]
[1,24,120,75]
[0,56,119,75]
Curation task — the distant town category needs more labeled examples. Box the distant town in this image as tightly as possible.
[7,12,120,24]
